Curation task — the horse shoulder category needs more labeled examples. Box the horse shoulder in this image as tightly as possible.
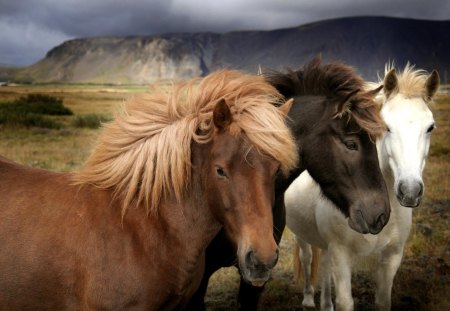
[285,172,328,249]
[0,161,166,308]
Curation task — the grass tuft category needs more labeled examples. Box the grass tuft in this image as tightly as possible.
[71,114,111,129]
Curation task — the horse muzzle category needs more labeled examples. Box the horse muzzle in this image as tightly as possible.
[396,179,424,207]
[239,248,279,287]
[348,202,390,235]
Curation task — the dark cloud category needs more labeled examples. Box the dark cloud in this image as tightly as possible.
[0,0,448,66]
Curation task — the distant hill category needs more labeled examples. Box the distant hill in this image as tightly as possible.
[5,16,450,84]
[0,66,18,82]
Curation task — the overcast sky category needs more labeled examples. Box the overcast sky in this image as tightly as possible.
[1,0,449,66]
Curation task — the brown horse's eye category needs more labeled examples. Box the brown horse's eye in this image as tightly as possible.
[345,140,358,151]
[216,167,227,178]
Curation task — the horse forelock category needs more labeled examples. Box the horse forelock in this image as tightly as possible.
[266,58,386,140]
[382,63,431,99]
[73,70,298,215]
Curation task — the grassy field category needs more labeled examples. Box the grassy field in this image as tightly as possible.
[0,84,448,310]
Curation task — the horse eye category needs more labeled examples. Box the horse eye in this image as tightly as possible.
[216,167,227,178]
[386,127,391,133]
[426,124,435,133]
[345,141,358,151]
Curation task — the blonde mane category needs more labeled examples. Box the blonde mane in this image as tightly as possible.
[369,63,431,100]
[73,70,298,214]
[386,63,431,98]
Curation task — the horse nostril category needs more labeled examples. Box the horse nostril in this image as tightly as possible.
[269,248,280,268]
[376,213,387,228]
[399,180,424,200]
[245,249,278,270]
[417,182,424,197]
[245,250,257,267]
[398,182,406,197]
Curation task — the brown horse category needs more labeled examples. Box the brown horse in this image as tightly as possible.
[0,71,298,310]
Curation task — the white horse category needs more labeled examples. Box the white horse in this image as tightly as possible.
[285,64,440,311]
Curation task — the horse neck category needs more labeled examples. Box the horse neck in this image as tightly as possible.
[158,180,222,261]
[156,151,223,268]
[274,95,325,195]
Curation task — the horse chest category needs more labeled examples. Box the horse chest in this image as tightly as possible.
[316,206,393,256]
[336,208,411,257]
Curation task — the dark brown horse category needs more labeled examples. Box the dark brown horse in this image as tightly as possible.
[187,58,391,310]
[0,70,298,310]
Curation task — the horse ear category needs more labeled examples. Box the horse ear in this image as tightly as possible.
[213,98,232,131]
[425,70,440,101]
[257,64,263,76]
[278,98,293,116]
[384,69,398,99]
[366,85,383,98]
[337,89,359,115]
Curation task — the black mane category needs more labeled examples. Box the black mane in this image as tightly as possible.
[265,57,385,138]
[265,57,367,100]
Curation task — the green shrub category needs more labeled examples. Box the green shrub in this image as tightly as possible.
[0,112,63,129]
[8,94,74,116]
[0,94,71,129]
[72,114,111,129]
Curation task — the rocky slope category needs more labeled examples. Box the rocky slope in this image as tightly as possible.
[7,16,450,84]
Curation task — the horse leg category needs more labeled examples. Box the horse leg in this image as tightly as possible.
[329,245,353,311]
[319,249,334,311]
[184,268,211,311]
[237,278,265,311]
[296,237,316,308]
[186,230,237,311]
[375,246,404,311]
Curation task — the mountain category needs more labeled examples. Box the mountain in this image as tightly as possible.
[6,16,450,84]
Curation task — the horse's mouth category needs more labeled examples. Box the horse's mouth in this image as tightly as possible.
[239,267,271,287]
[237,246,278,287]
[348,209,387,235]
[397,194,422,208]
[250,279,267,287]
[348,215,370,234]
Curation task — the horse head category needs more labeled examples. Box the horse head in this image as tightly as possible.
[377,66,439,207]
[301,88,389,234]
[267,59,391,234]
[195,96,297,286]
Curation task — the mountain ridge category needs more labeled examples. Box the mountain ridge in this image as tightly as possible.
[3,16,450,84]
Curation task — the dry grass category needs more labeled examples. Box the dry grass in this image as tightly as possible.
[0,84,448,310]
[0,84,148,170]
